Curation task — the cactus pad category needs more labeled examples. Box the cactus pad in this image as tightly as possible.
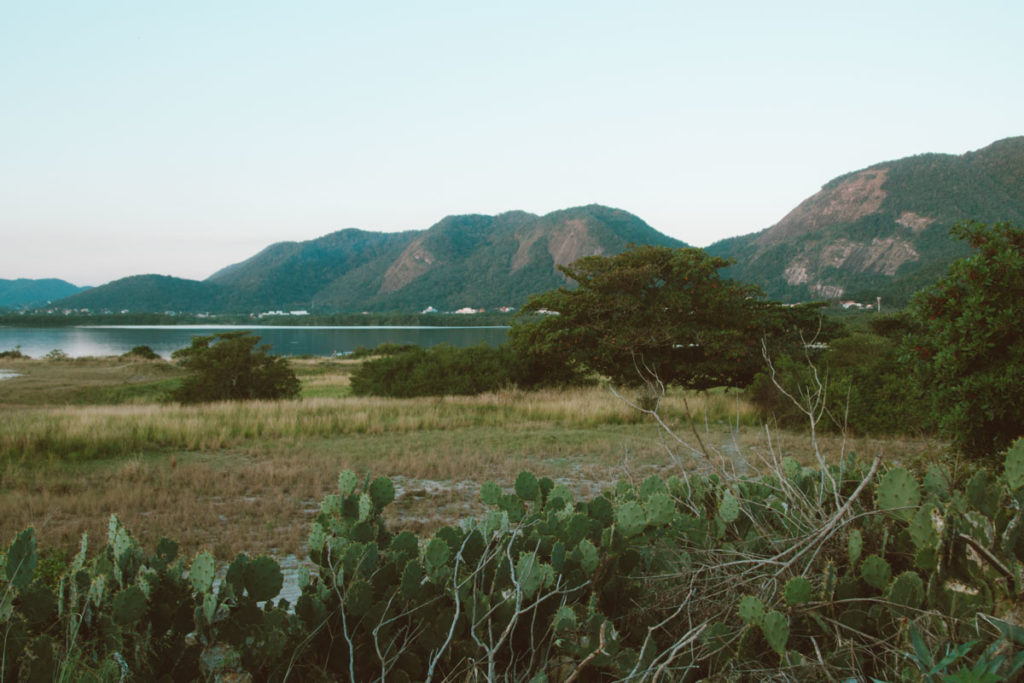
[1006,438,1024,490]
[886,571,924,618]
[6,527,37,590]
[966,468,1000,520]
[553,605,576,632]
[190,551,216,594]
[424,537,449,571]
[875,467,920,521]
[909,504,941,551]
[515,471,540,502]
[639,475,667,500]
[737,595,765,626]
[860,554,892,590]
[760,610,789,656]
[718,490,740,524]
[338,470,358,497]
[576,539,599,574]
[346,579,372,616]
[480,481,501,506]
[369,477,395,509]
[784,576,813,606]
[112,585,147,626]
[847,529,863,566]
[244,556,283,602]
[644,492,676,527]
[615,500,646,538]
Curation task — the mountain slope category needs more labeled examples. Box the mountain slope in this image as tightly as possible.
[54,275,224,313]
[48,205,685,313]
[707,136,1024,303]
[0,278,85,309]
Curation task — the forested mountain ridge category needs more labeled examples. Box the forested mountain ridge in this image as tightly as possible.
[0,278,86,310]
[706,136,1024,304]
[51,205,686,313]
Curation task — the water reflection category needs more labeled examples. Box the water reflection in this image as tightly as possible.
[0,326,509,359]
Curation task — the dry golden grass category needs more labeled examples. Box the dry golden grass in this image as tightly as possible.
[0,357,945,562]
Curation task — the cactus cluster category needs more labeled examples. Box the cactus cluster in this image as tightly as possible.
[7,450,1024,680]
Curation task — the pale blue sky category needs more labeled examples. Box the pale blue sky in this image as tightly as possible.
[2,1,1021,286]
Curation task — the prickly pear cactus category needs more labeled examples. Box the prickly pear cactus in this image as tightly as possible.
[760,610,789,657]
[718,490,740,524]
[860,554,892,590]
[480,481,501,505]
[784,576,812,606]
[369,476,395,509]
[875,467,921,522]
[5,527,37,590]
[515,471,540,502]
[338,470,358,496]
[615,500,646,538]
[243,556,283,602]
[966,468,1001,520]
[885,571,924,618]
[847,529,863,566]
[190,551,216,594]
[644,492,676,527]
[737,595,765,626]
[1005,438,1024,491]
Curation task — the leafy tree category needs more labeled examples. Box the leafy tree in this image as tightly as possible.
[909,221,1024,459]
[511,245,827,389]
[171,331,300,403]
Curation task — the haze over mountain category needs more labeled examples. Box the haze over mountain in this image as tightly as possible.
[706,136,1024,304]
[52,205,685,313]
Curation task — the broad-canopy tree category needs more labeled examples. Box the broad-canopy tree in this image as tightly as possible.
[171,331,300,403]
[511,245,827,390]
[909,221,1024,459]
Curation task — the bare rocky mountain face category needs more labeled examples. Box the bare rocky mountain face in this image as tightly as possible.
[707,136,1024,304]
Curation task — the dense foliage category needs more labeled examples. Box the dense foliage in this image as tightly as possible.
[512,245,829,389]
[349,343,585,398]
[748,327,931,436]
[171,331,300,403]
[909,221,1024,460]
[6,442,1024,680]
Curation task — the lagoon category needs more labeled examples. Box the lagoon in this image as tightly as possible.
[0,325,510,359]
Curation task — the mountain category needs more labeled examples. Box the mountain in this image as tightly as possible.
[55,275,223,313]
[706,136,1024,304]
[0,278,86,310]
[52,205,686,313]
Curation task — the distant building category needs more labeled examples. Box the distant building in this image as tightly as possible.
[422,306,438,314]
[454,307,478,314]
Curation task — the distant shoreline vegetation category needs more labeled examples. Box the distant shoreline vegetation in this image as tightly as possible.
[0,311,518,328]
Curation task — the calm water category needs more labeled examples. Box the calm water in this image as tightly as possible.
[0,325,509,359]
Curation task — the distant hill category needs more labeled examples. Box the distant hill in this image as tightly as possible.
[52,205,686,313]
[55,275,223,313]
[706,136,1024,304]
[0,278,85,310]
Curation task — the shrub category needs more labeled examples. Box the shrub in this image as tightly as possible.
[908,221,1024,459]
[748,332,930,435]
[0,347,26,359]
[350,343,517,397]
[170,331,300,403]
[122,345,161,360]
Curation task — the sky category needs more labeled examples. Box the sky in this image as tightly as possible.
[2,1,1021,286]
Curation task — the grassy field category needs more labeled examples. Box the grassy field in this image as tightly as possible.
[0,355,943,561]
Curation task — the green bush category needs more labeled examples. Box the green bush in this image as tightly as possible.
[748,331,930,435]
[170,331,300,403]
[349,343,586,397]
[908,221,1024,460]
[121,345,161,360]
